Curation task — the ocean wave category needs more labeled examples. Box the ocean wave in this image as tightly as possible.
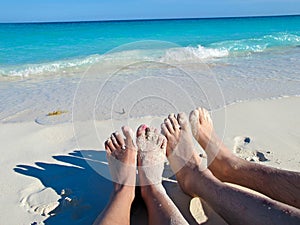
[1,32,299,77]
[209,32,300,54]
[161,33,300,63]
[0,49,162,77]
[0,55,103,77]
[161,45,229,63]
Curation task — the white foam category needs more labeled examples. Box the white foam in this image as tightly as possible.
[0,54,103,78]
[161,45,229,63]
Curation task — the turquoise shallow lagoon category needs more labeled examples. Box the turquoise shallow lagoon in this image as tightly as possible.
[0,15,300,76]
[0,15,299,122]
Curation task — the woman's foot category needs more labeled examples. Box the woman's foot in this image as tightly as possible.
[104,126,137,201]
[136,124,166,188]
[161,113,206,196]
[189,108,239,180]
[136,125,189,225]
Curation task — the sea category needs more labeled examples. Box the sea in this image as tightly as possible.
[0,15,300,124]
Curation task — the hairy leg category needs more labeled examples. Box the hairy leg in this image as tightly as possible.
[94,126,136,225]
[189,107,300,208]
[136,125,189,225]
[162,112,300,225]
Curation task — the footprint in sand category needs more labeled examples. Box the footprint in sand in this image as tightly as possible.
[21,186,91,223]
[20,187,60,217]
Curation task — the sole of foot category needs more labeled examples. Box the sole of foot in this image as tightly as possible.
[189,108,239,181]
[161,112,204,196]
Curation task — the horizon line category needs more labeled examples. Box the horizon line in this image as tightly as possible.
[1,13,299,25]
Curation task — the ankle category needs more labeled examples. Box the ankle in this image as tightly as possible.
[176,163,203,196]
[209,154,241,181]
[113,184,135,202]
[140,183,165,201]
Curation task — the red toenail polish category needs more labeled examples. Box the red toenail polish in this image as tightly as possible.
[142,124,147,130]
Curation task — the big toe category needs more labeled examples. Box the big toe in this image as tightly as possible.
[189,109,201,135]
[136,124,147,137]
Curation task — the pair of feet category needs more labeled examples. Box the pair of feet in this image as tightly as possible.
[104,108,230,201]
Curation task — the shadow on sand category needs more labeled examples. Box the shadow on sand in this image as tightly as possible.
[15,150,113,225]
[14,150,221,225]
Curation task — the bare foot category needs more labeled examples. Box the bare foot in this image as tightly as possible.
[136,125,167,187]
[136,124,166,202]
[104,126,136,200]
[189,108,238,180]
[161,113,204,196]
[136,125,189,225]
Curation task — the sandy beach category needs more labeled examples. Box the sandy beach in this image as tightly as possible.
[1,96,299,225]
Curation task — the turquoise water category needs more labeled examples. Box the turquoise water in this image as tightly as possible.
[1,15,300,77]
[0,15,300,123]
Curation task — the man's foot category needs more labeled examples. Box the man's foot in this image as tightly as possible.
[161,113,204,196]
[189,108,238,180]
[104,126,136,201]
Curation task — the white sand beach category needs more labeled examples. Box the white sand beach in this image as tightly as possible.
[0,96,299,225]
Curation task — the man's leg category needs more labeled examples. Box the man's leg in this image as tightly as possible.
[136,125,189,225]
[94,127,136,225]
[189,107,300,208]
[162,113,300,225]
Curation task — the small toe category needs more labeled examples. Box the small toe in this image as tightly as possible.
[164,118,174,133]
[168,113,180,131]
[203,108,211,121]
[161,123,171,138]
[148,126,157,134]
[177,112,188,130]
[145,126,158,141]
[111,133,120,149]
[161,137,167,150]
[106,138,116,152]
[114,132,125,148]
[145,127,151,136]
[157,134,165,146]
[104,142,112,154]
